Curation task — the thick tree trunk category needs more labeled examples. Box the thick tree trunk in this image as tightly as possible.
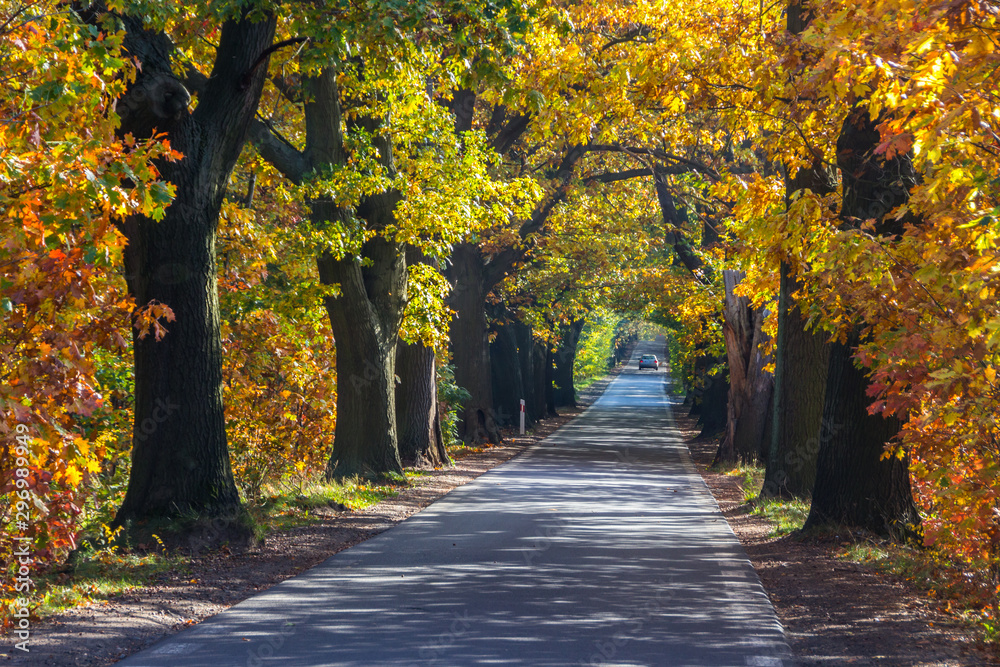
[717,271,752,463]
[113,12,276,549]
[552,319,584,407]
[736,308,774,462]
[490,316,524,428]
[448,243,502,444]
[320,234,406,480]
[530,338,550,422]
[762,16,836,490]
[118,205,242,531]
[514,320,538,428]
[688,351,717,417]
[395,341,448,468]
[698,370,729,438]
[804,106,919,534]
[805,332,918,534]
[762,262,830,497]
[717,271,773,465]
[545,344,558,416]
[257,71,408,481]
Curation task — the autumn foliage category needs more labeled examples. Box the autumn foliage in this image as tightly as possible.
[0,1,176,598]
[2,0,1000,638]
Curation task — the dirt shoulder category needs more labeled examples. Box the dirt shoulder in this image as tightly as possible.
[674,406,995,666]
[2,369,620,666]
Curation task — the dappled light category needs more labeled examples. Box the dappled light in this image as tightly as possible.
[117,344,790,666]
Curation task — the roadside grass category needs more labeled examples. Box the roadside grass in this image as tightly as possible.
[710,459,1000,645]
[26,471,423,622]
[29,549,186,621]
[836,538,1000,643]
[713,461,810,538]
[248,475,405,532]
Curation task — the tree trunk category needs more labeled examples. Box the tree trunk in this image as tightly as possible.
[762,262,830,497]
[805,331,918,534]
[490,316,524,428]
[530,338,550,422]
[256,70,409,482]
[717,271,753,463]
[552,319,585,407]
[514,320,538,428]
[545,344,558,416]
[448,243,502,444]
[320,234,406,480]
[113,12,276,549]
[717,271,773,465]
[761,0,836,489]
[804,105,919,534]
[698,369,729,438]
[395,340,448,468]
[736,307,773,462]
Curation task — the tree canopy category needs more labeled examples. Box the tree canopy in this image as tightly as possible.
[3,0,1000,635]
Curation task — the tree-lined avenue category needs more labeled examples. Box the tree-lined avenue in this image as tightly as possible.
[116,342,791,666]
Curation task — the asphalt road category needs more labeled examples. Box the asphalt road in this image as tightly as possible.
[118,340,793,667]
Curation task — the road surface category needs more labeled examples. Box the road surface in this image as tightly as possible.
[118,341,793,667]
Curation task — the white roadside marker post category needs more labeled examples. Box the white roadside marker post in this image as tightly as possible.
[519,399,526,435]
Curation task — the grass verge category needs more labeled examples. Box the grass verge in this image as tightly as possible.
[25,471,423,622]
[711,459,999,645]
[715,461,811,538]
[836,539,1000,643]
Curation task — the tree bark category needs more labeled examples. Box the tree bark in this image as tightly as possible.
[490,312,525,428]
[320,231,406,479]
[552,319,585,407]
[762,261,830,497]
[448,243,502,444]
[395,340,447,468]
[545,344,558,416]
[698,369,729,438]
[805,331,919,534]
[530,337,550,422]
[717,271,773,465]
[737,306,774,462]
[514,320,539,428]
[113,11,276,548]
[804,105,919,534]
[762,0,836,492]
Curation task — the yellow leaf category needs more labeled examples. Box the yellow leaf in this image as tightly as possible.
[74,438,90,457]
[64,464,83,486]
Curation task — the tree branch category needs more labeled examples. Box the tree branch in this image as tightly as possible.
[490,110,532,155]
[239,37,308,90]
[483,145,586,289]
[584,168,652,183]
[653,172,711,284]
[589,144,723,181]
[248,117,308,183]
